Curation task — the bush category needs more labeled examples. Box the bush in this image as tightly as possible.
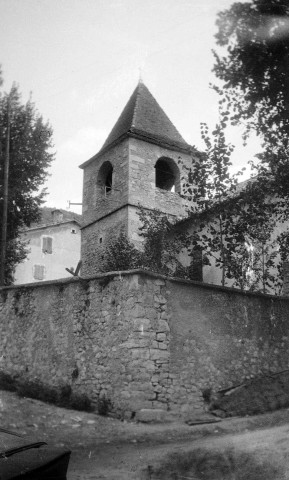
[0,371,17,392]
[153,448,283,480]
[0,372,94,412]
[97,395,113,416]
[101,231,142,272]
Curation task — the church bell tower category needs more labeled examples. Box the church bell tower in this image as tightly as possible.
[79,82,197,276]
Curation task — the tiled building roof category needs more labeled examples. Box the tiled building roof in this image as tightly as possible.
[102,81,189,151]
[80,82,192,168]
[30,207,82,228]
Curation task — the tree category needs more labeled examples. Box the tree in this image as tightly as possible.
[201,0,289,291]
[180,109,281,292]
[214,1,289,137]
[213,0,289,195]
[0,81,54,284]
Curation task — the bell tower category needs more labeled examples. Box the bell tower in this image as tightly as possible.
[79,82,198,276]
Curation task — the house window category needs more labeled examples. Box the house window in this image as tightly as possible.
[42,236,53,254]
[33,264,45,281]
[155,158,180,192]
[98,161,113,196]
[71,229,77,234]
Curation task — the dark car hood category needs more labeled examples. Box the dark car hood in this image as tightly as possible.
[0,428,70,480]
[0,428,46,457]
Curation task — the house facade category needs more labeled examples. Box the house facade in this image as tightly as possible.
[14,209,81,284]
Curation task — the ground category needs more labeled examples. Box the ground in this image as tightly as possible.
[1,390,289,479]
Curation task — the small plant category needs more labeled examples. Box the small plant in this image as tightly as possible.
[202,387,212,404]
[97,395,113,416]
[70,392,93,412]
[0,371,17,392]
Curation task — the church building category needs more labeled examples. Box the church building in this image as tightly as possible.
[79,82,199,276]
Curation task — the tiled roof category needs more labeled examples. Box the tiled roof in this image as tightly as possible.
[30,207,82,228]
[101,81,189,151]
[80,82,191,168]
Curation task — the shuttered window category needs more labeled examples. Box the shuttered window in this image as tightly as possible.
[33,264,45,280]
[42,236,53,254]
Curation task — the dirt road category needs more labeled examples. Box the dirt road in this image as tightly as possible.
[1,390,289,479]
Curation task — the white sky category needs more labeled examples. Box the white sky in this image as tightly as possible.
[0,0,259,214]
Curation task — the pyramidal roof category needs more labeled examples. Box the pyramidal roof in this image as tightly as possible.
[80,82,191,168]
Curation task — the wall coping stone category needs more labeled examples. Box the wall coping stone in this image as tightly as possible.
[2,268,289,302]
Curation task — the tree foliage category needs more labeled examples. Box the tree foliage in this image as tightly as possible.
[137,206,193,278]
[100,209,195,280]
[181,110,281,292]
[0,81,54,283]
[213,0,289,141]
[100,230,142,272]
[213,0,289,201]
[201,0,289,292]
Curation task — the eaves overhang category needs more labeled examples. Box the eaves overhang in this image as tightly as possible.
[79,129,197,170]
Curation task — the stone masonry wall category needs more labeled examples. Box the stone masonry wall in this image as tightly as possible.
[81,208,128,276]
[81,137,196,276]
[82,139,129,227]
[1,271,289,419]
[128,137,192,217]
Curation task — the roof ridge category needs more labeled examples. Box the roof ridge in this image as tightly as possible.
[131,83,140,129]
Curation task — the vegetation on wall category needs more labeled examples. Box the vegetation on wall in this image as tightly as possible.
[100,210,197,280]
[100,230,142,272]
[137,206,193,278]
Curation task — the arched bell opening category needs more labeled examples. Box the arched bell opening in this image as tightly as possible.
[155,157,180,193]
[97,161,113,196]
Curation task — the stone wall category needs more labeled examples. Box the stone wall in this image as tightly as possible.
[81,140,129,226]
[128,137,192,216]
[1,271,289,419]
[81,208,129,276]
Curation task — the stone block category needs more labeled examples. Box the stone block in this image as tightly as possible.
[154,295,167,304]
[131,305,146,318]
[156,333,166,342]
[156,320,170,333]
[154,384,162,393]
[135,408,168,423]
[133,318,151,332]
[129,381,154,392]
[131,349,150,360]
[150,349,169,361]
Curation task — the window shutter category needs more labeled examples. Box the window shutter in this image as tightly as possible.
[33,264,45,280]
[42,236,53,254]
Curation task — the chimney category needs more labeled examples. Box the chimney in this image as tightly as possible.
[51,209,63,223]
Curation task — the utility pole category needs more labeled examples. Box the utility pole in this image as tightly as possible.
[0,95,11,286]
